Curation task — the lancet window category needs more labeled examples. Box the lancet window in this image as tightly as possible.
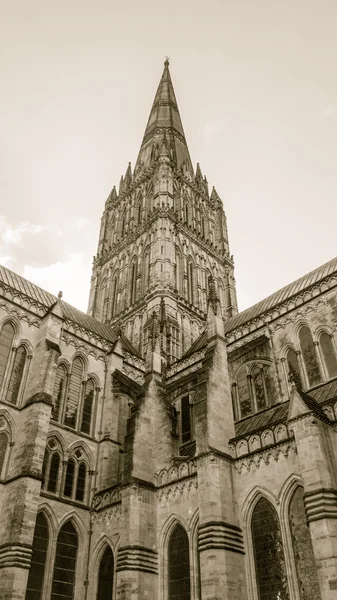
[63,357,84,429]
[319,331,337,379]
[299,326,322,387]
[97,546,114,600]
[52,364,67,421]
[80,377,96,435]
[251,498,290,600]
[50,521,78,600]
[0,322,29,406]
[286,349,302,387]
[233,364,273,420]
[168,524,191,600]
[63,448,88,503]
[42,437,62,494]
[0,418,11,479]
[25,512,49,600]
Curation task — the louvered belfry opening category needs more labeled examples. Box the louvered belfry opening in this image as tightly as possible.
[168,524,191,600]
[252,498,290,600]
[51,521,78,600]
[25,512,49,600]
[97,546,114,600]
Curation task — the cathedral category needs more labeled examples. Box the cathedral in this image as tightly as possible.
[0,60,337,600]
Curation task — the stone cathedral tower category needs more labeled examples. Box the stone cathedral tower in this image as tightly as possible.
[88,60,238,362]
[1,58,337,600]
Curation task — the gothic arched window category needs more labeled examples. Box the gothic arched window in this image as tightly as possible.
[168,524,191,600]
[52,364,67,421]
[251,498,290,600]
[25,512,49,600]
[299,326,321,387]
[111,273,119,317]
[80,378,95,435]
[0,431,9,478]
[0,322,15,391]
[287,349,302,387]
[75,462,87,502]
[130,260,138,304]
[289,486,321,600]
[180,396,192,444]
[187,261,194,304]
[51,521,78,600]
[251,367,268,411]
[97,546,114,600]
[7,345,27,405]
[237,370,252,418]
[63,458,75,498]
[64,357,84,429]
[319,332,337,379]
[47,452,61,493]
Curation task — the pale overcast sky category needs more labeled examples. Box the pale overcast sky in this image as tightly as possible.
[1,1,336,313]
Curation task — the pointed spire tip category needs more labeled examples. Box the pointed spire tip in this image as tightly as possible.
[164,56,170,67]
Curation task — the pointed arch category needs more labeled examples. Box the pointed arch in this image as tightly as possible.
[96,544,115,600]
[25,512,50,600]
[63,356,85,429]
[168,523,191,600]
[298,325,322,387]
[251,497,290,600]
[50,519,78,600]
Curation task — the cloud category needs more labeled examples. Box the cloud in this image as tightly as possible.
[23,252,92,311]
[0,216,45,246]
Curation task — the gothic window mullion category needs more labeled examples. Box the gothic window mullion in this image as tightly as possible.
[2,346,16,401]
[313,340,324,382]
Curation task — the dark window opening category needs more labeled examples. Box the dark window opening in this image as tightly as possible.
[75,462,86,502]
[81,379,95,435]
[0,322,15,389]
[51,521,78,600]
[25,512,49,600]
[64,459,75,498]
[47,452,60,493]
[168,524,191,600]
[181,396,191,444]
[7,345,27,404]
[97,546,114,600]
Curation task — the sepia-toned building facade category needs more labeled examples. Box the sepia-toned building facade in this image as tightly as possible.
[0,60,336,600]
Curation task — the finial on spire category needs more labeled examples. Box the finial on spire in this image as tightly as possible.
[164,56,170,66]
[58,291,63,299]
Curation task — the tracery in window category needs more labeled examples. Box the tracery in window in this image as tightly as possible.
[252,497,289,600]
[7,345,27,405]
[25,512,49,600]
[167,323,180,364]
[289,486,321,600]
[286,349,302,387]
[52,364,67,421]
[97,546,114,600]
[64,357,84,429]
[251,367,267,411]
[168,524,191,600]
[80,378,95,435]
[51,521,78,600]
[0,322,15,390]
[320,332,337,379]
[299,326,321,387]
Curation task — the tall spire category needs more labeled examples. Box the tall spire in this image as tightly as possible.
[135,59,193,172]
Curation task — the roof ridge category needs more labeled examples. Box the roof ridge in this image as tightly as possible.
[225,255,337,334]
